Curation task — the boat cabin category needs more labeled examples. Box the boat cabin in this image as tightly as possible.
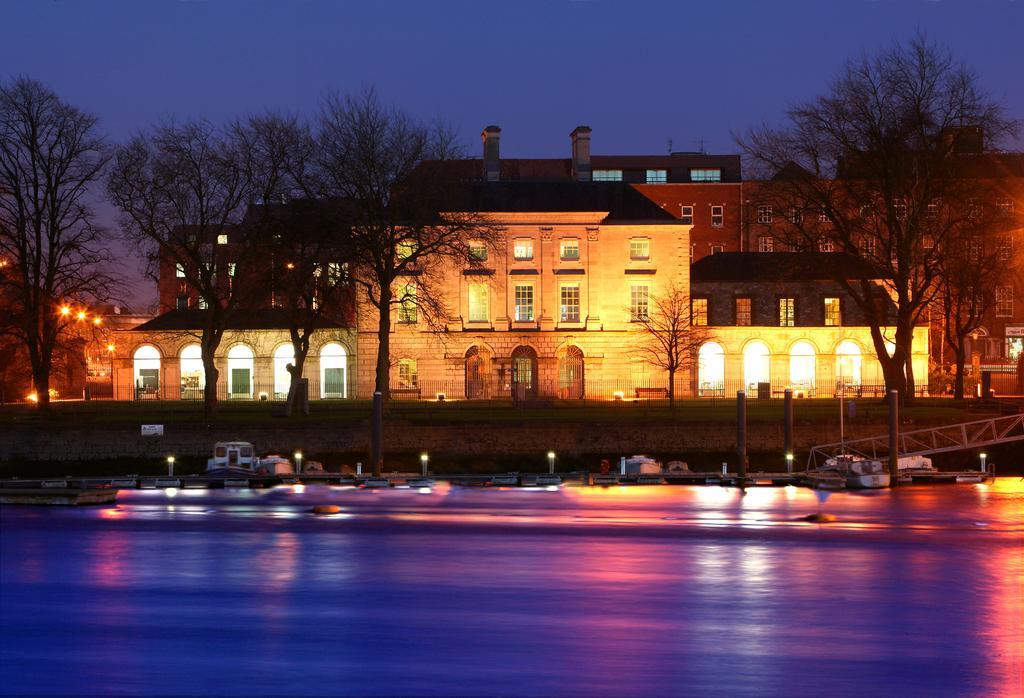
[208,442,257,471]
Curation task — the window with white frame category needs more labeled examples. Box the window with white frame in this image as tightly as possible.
[691,298,708,326]
[818,236,834,253]
[560,284,580,323]
[630,285,649,321]
[630,238,650,260]
[711,205,724,227]
[513,238,534,261]
[398,283,417,323]
[468,241,488,262]
[818,210,830,223]
[996,286,1014,317]
[560,238,580,261]
[862,237,878,257]
[217,234,229,245]
[757,205,773,224]
[514,284,534,322]
[790,207,802,224]
[999,235,1013,262]
[735,297,752,326]
[680,205,693,225]
[397,358,418,388]
[757,235,774,252]
[468,283,489,322]
[711,245,724,254]
[779,298,795,327]
[998,198,1014,217]
[892,198,908,220]
[824,297,841,326]
[175,263,185,278]
[396,239,417,260]
[592,169,622,181]
[927,200,940,219]
[690,168,721,182]
[645,169,667,184]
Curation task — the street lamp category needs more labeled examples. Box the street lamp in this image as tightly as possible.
[786,452,794,474]
[166,455,175,476]
[979,452,987,473]
[293,451,303,474]
[420,452,429,476]
[547,451,556,474]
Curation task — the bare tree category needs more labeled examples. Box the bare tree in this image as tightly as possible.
[0,77,116,410]
[739,34,1017,399]
[314,88,499,399]
[632,280,707,407]
[107,118,277,418]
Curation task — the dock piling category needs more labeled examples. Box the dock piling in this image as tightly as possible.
[783,389,793,462]
[371,391,383,476]
[887,389,899,486]
[737,390,747,482]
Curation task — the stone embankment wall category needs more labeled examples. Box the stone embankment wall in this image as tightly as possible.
[1,418,916,462]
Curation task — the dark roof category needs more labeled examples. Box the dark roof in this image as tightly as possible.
[127,308,348,332]
[691,252,882,282]
[454,181,678,221]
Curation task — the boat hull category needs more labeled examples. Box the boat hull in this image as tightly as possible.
[846,473,890,489]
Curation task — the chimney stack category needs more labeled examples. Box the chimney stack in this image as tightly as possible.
[571,126,592,181]
[482,125,501,181]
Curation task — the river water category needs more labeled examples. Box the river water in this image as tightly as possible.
[1,481,1021,697]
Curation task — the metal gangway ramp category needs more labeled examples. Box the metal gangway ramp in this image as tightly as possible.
[807,412,1024,468]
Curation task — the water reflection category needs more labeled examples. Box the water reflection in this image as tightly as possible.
[1,480,1021,696]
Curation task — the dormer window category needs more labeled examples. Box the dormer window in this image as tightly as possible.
[645,169,667,184]
[593,169,623,181]
[690,168,721,182]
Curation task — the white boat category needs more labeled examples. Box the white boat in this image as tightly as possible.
[817,455,890,489]
[897,455,935,472]
[206,442,294,476]
[623,455,663,475]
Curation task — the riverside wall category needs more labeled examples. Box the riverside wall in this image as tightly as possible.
[0,418,922,463]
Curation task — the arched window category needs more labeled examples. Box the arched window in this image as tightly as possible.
[558,346,585,399]
[397,358,418,389]
[789,341,817,393]
[743,340,771,393]
[697,342,725,397]
[227,345,254,399]
[179,344,204,399]
[320,343,347,399]
[465,346,489,399]
[273,344,295,399]
[835,341,862,390]
[510,345,538,400]
[133,345,161,398]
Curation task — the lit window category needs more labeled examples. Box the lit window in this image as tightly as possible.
[398,283,417,323]
[818,236,834,253]
[468,283,489,322]
[690,168,721,182]
[514,285,534,322]
[468,241,488,262]
[680,206,693,225]
[735,298,751,326]
[327,262,347,284]
[630,238,650,260]
[227,263,236,277]
[175,263,185,278]
[398,358,418,388]
[996,286,1013,317]
[790,207,802,224]
[560,284,580,323]
[711,205,724,227]
[691,298,708,326]
[630,285,649,321]
[758,235,774,252]
[513,238,534,261]
[757,205,773,224]
[892,199,908,220]
[592,169,622,181]
[217,234,228,245]
[176,296,189,310]
[824,297,841,326]
[197,296,208,310]
[861,237,877,257]
[779,298,795,327]
[560,239,580,261]
[396,239,417,260]
[818,210,830,223]
[645,169,667,184]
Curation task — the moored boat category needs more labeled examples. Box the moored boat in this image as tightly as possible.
[815,455,890,489]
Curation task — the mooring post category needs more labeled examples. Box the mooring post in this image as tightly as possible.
[887,389,899,487]
[737,390,747,482]
[371,391,383,476]
[783,388,793,470]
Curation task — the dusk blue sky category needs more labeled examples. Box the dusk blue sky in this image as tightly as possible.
[2,0,1022,305]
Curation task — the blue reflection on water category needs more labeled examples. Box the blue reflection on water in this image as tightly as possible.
[1,482,1021,696]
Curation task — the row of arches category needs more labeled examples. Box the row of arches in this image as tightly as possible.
[462,344,584,400]
[697,340,865,395]
[132,343,348,399]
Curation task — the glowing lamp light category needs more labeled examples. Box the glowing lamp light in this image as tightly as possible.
[26,392,39,403]
[59,306,70,316]
[294,451,303,473]
[107,344,115,352]
[93,317,102,326]
[286,262,295,270]
[76,310,87,321]
[420,452,429,476]
[547,451,556,474]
